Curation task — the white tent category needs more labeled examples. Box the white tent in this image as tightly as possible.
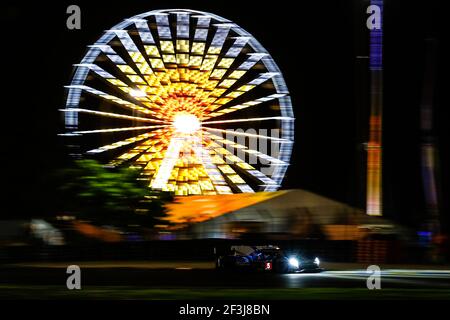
[186,189,400,239]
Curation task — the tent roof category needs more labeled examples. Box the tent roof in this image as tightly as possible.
[163,189,391,226]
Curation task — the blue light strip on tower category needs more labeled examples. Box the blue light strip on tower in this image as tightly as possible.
[369,0,383,70]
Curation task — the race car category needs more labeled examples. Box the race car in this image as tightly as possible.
[216,245,323,273]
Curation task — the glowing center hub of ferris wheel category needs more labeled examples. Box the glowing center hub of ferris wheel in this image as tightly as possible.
[172,113,201,134]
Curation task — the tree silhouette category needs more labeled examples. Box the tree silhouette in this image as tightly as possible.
[58,159,173,227]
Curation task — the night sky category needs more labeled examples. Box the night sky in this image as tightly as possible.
[0,0,447,231]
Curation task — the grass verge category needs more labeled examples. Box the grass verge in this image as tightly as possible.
[1,285,450,300]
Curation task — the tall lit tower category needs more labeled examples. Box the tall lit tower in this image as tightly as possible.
[420,39,440,233]
[366,0,383,216]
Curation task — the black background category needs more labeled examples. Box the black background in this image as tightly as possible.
[0,0,448,231]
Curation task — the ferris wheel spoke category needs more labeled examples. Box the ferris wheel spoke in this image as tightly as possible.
[191,24,231,98]
[72,63,165,116]
[195,140,253,194]
[189,36,249,110]
[87,46,161,113]
[201,141,255,193]
[71,124,168,135]
[154,13,179,81]
[90,43,170,115]
[183,15,213,101]
[59,108,168,124]
[202,116,292,124]
[225,36,250,58]
[173,12,190,81]
[206,140,279,188]
[132,18,165,72]
[205,92,288,118]
[205,72,279,115]
[86,131,161,154]
[202,52,266,104]
[118,29,191,114]
[108,131,170,167]
[90,44,147,89]
[203,131,288,165]
[113,30,154,82]
[93,43,157,106]
[109,128,174,168]
[65,84,154,115]
[129,131,173,170]
[114,29,180,114]
[135,21,177,103]
[134,15,192,118]
[187,15,210,77]
[202,127,291,143]
[158,14,197,116]
[131,18,156,44]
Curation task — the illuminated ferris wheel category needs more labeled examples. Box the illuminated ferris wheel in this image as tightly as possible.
[62,9,294,196]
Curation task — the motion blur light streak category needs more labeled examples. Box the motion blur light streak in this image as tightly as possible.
[60,108,168,123]
[420,39,440,233]
[366,0,384,216]
[61,9,294,196]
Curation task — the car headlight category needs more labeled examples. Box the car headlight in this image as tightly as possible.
[288,257,299,268]
[314,257,320,266]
